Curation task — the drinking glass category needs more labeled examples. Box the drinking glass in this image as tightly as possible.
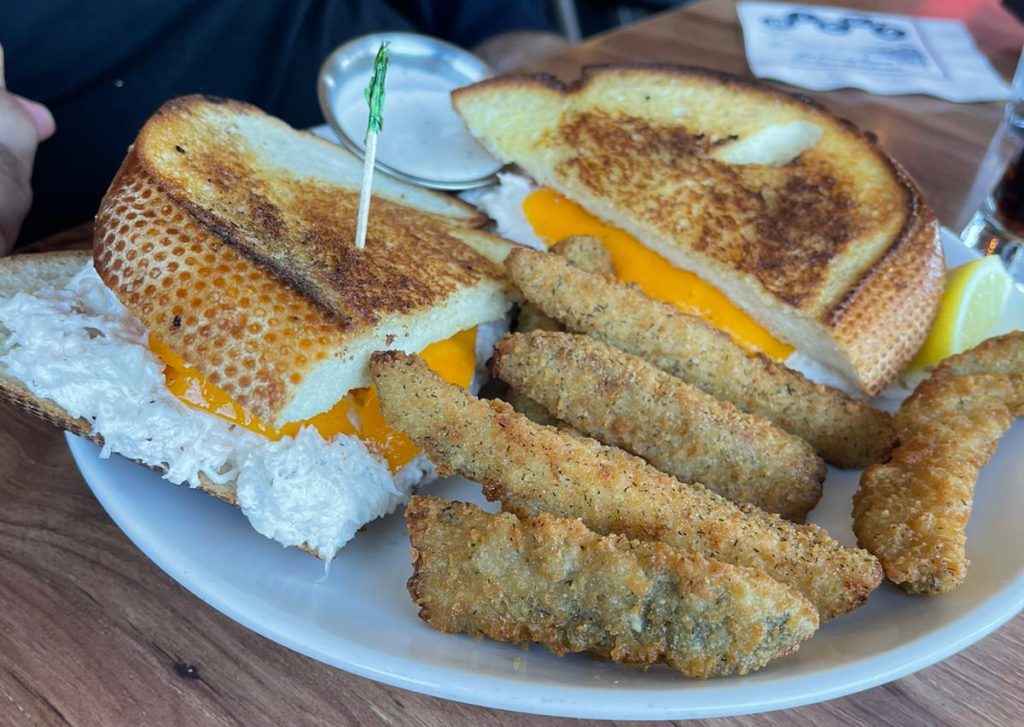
[961,51,1024,286]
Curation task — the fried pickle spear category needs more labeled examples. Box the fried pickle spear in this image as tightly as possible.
[505,248,894,468]
[406,496,818,677]
[517,235,615,333]
[493,331,825,521]
[853,331,1024,595]
[510,235,615,424]
[371,351,882,620]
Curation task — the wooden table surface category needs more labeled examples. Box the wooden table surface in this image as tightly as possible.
[2,1,1022,725]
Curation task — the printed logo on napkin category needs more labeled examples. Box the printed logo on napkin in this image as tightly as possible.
[737,1,1011,102]
[754,4,945,78]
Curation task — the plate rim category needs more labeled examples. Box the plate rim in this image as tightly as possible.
[67,432,1024,720]
[61,227,1024,719]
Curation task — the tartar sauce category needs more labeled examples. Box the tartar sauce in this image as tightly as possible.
[335,65,502,183]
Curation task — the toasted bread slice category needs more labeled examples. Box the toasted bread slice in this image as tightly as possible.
[94,96,515,427]
[453,66,944,395]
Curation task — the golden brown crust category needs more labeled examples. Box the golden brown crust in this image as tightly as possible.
[455,64,836,116]
[454,65,946,395]
[553,110,878,309]
[506,248,894,468]
[372,350,883,620]
[493,331,825,521]
[406,495,818,677]
[142,96,489,230]
[133,96,500,326]
[94,151,350,425]
[94,96,513,425]
[826,168,943,395]
[514,234,614,336]
[853,332,1024,594]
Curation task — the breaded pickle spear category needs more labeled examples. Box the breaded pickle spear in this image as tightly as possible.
[494,331,825,521]
[509,235,616,425]
[371,351,882,620]
[505,248,894,468]
[406,495,818,677]
[854,331,1024,594]
[515,235,614,335]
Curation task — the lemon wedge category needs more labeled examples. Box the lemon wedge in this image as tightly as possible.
[903,256,1012,382]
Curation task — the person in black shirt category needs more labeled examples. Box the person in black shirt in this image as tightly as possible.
[0,0,562,251]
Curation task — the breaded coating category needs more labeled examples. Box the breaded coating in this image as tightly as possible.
[511,235,616,424]
[516,235,615,335]
[503,387,560,426]
[493,331,825,521]
[853,331,1024,594]
[406,496,818,677]
[550,235,616,275]
[505,248,894,468]
[371,351,882,620]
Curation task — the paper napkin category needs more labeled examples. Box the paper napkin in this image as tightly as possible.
[737,1,1012,102]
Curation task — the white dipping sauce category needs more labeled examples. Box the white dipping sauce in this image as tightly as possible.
[335,65,502,183]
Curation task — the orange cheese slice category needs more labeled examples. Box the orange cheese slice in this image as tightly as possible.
[522,189,792,360]
[150,327,478,472]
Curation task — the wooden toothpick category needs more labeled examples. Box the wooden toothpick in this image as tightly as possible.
[354,42,390,250]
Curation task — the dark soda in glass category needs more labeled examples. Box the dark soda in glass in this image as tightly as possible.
[990,145,1024,237]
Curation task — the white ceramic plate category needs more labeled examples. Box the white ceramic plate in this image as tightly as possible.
[67,231,1024,720]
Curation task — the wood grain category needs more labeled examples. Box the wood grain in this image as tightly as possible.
[2,1,1022,724]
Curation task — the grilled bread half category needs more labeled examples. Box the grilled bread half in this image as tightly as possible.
[0,251,346,557]
[453,66,943,395]
[94,96,514,427]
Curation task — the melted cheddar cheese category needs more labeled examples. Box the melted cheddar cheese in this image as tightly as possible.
[522,189,792,360]
[149,327,477,472]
